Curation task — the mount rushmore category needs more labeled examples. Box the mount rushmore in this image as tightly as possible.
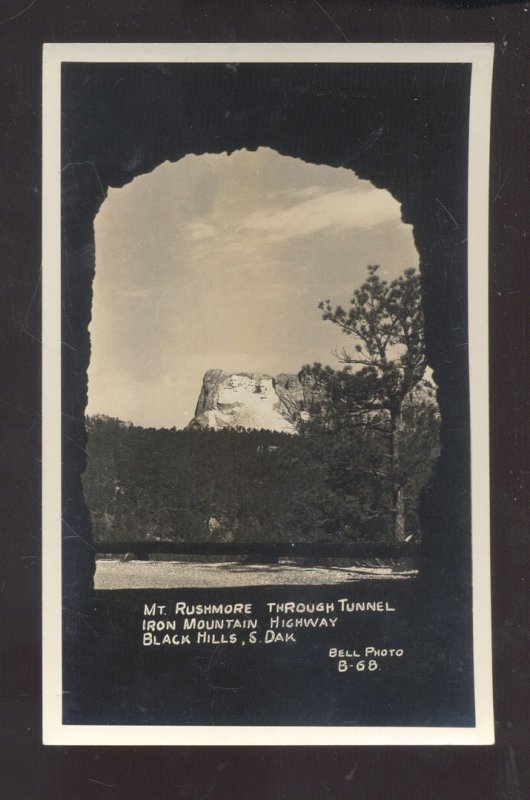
[187,369,317,433]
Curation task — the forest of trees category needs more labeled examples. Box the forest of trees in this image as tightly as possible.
[83,266,440,547]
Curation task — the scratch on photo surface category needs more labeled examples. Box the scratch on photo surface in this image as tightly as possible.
[505,746,524,800]
[63,608,102,639]
[494,168,512,203]
[64,433,88,454]
[105,604,116,633]
[200,761,229,800]
[62,518,96,550]
[61,160,105,196]
[435,197,459,228]
[0,0,38,25]
[311,0,350,42]
[17,272,40,340]
[60,340,78,352]
[87,778,115,788]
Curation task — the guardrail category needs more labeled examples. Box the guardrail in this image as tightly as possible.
[95,541,420,560]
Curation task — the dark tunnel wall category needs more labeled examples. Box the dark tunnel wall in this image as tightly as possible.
[60,62,471,618]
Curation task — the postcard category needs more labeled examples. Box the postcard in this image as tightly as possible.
[42,42,494,745]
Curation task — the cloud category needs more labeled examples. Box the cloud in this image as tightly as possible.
[179,182,403,275]
[241,186,401,243]
[271,185,327,201]
[185,221,218,240]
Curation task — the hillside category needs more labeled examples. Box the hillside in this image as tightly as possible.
[83,399,439,547]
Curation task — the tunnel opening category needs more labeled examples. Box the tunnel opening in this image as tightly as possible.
[84,145,438,563]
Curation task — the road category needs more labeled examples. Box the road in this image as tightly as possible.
[95,559,417,590]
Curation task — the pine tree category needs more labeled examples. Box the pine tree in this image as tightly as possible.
[308,265,428,541]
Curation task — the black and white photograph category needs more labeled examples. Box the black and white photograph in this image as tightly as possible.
[42,43,494,745]
[87,145,432,589]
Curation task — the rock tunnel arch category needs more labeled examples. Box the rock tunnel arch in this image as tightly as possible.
[60,61,472,609]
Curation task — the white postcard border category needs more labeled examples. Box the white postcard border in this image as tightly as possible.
[42,42,494,746]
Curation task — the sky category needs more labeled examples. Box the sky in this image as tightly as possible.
[87,147,419,429]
